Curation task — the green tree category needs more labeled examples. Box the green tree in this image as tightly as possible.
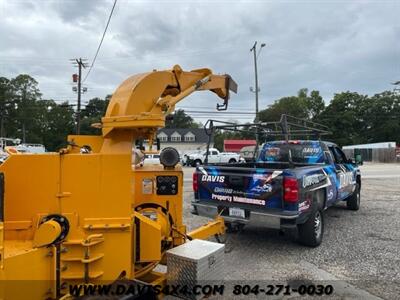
[318,91,368,146]
[363,91,400,143]
[0,73,398,152]
[305,90,325,119]
[258,89,312,123]
[165,109,200,128]
[258,96,308,122]
[10,74,42,142]
[43,101,75,150]
[258,89,325,123]
[80,97,110,135]
[0,77,13,136]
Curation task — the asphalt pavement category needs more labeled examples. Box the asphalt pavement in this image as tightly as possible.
[182,163,400,299]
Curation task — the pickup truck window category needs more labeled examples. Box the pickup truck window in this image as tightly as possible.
[330,146,347,164]
[258,142,325,164]
[211,151,218,155]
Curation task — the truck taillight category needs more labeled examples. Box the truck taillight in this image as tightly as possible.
[193,172,198,192]
[283,177,298,203]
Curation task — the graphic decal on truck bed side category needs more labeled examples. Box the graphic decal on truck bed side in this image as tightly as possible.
[198,167,285,208]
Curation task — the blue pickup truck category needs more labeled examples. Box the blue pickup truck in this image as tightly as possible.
[192,140,361,247]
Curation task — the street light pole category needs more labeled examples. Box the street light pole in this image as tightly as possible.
[250,41,260,123]
[250,41,265,157]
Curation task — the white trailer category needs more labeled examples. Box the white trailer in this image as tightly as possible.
[343,142,396,149]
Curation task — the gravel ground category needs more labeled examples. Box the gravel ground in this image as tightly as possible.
[182,164,400,299]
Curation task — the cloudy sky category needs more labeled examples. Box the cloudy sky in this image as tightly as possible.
[0,0,399,122]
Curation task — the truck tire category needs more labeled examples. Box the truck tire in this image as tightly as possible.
[298,207,324,247]
[193,159,202,167]
[347,182,360,211]
[228,158,236,163]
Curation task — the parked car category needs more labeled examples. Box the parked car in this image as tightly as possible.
[143,154,160,165]
[181,150,202,166]
[187,148,243,166]
[15,143,46,153]
[192,140,361,247]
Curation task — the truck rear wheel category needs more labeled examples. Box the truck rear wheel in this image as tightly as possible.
[298,208,324,247]
[228,158,236,163]
[347,182,360,211]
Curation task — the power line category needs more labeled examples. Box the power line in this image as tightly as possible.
[0,45,231,65]
[93,46,233,63]
[184,110,255,115]
[177,105,253,110]
[82,0,118,83]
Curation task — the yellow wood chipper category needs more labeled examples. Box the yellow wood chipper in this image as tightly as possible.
[0,65,237,299]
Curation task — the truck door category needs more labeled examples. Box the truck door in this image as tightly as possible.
[328,146,355,200]
[208,150,219,163]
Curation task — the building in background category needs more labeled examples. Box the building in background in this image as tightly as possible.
[224,140,256,152]
[342,142,396,150]
[342,141,399,163]
[157,128,213,151]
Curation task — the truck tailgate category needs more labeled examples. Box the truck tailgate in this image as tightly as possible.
[196,166,284,210]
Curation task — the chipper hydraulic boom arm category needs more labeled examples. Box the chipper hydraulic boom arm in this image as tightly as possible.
[97,64,236,153]
[0,65,237,300]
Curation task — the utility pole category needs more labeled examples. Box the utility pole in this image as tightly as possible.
[250,42,260,123]
[71,58,88,134]
[250,41,266,151]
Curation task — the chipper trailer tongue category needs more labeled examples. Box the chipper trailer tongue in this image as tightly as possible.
[0,65,237,299]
